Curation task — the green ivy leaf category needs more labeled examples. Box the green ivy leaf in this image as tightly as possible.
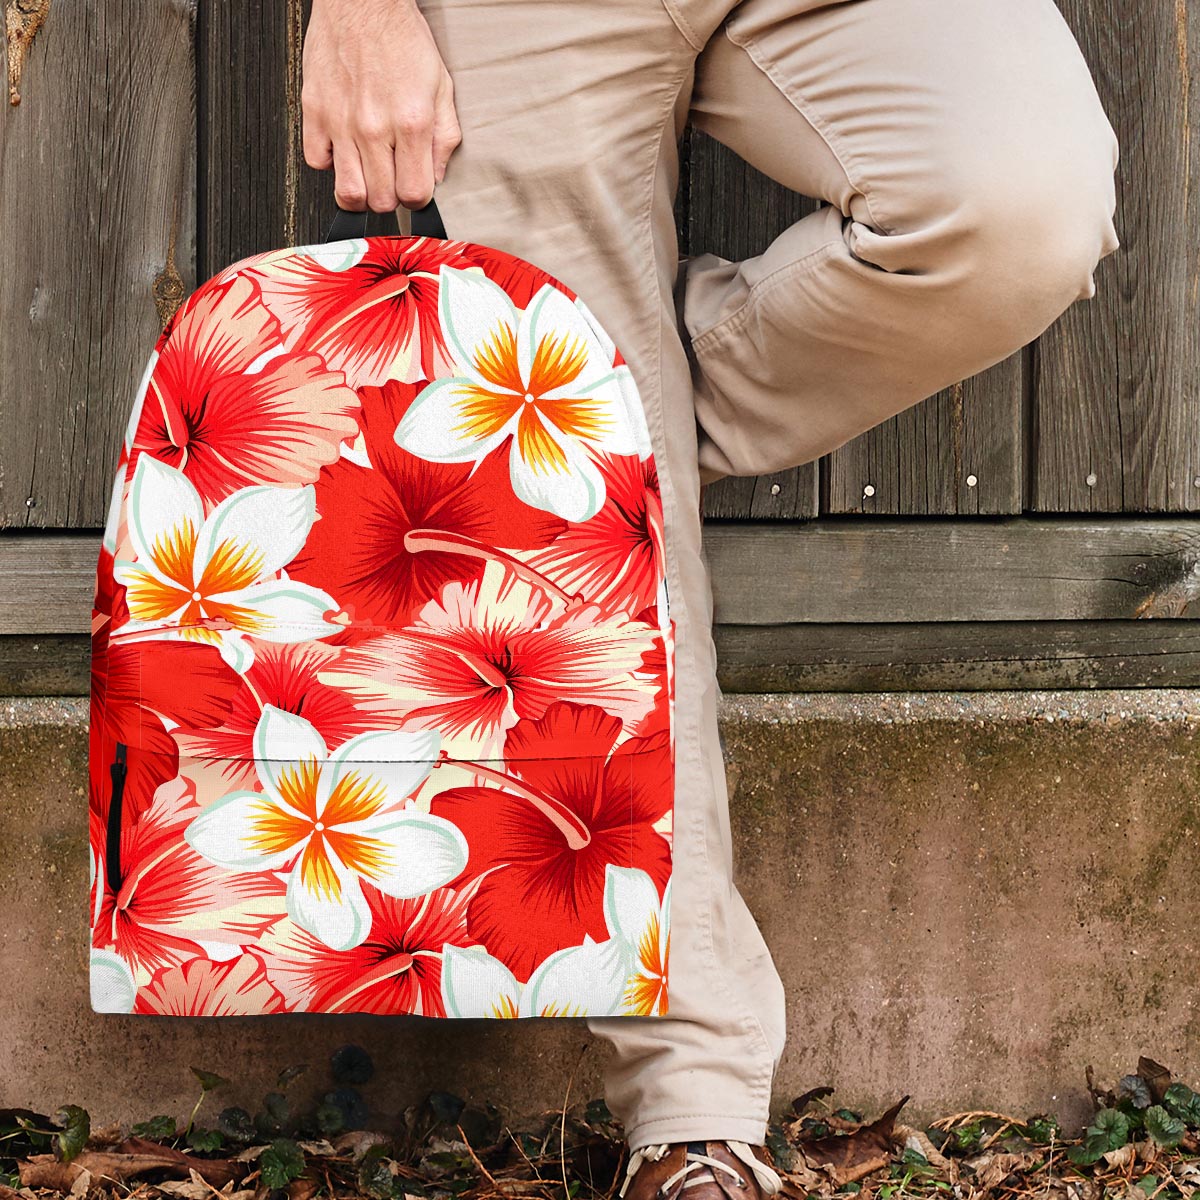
[255,1092,290,1139]
[187,1128,223,1153]
[1120,1076,1154,1110]
[132,1115,177,1140]
[1069,1108,1130,1166]
[315,1101,345,1137]
[52,1107,90,1164]
[1145,1106,1186,1149]
[260,1138,305,1190]
[1023,1116,1061,1145]
[1067,1142,1104,1167]
[1091,1108,1131,1150]
[190,1068,229,1094]
[217,1107,256,1145]
[1163,1084,1200,1127]
[357,1146,395,1200]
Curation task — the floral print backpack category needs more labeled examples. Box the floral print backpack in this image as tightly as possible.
[89,202,675,1019]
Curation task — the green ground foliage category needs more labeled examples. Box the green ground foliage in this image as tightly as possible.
[3,1054,1199,1200]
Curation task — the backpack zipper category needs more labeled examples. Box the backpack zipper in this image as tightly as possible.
[104,742,128,894]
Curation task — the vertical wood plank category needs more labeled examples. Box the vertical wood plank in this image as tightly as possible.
[823,354,1025,515]
[1033,0,1200,513]
[199,1,291,274]
[0,0,196,529]
[686,132,820,520]
[199,0,395,282]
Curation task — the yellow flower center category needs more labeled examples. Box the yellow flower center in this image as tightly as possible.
[245,759,393,901]
[623,911,669,1016]
[126,518,267,634]
[450,320,614,477]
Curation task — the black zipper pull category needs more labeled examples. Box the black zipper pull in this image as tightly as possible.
[104,742,128,895]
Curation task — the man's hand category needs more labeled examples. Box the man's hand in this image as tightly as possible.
[302,0,461,212]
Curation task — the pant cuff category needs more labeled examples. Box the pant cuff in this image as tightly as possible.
[623,1112,770,1152]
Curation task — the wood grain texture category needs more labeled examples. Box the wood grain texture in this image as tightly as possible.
[0,635,89,696]
[199,0,292,272]
[1033,0,1200,513]
[0,535,97,633]
[0,0,196,529]
[715,620,1200,692]
[704,518,1200,624]
[823,355,1025,516]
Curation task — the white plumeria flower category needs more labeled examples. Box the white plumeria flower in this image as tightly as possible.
[114,456,342,672]
[440,936,631,1018]
[603,865,671,1016]
[394,269,652,523]
[441,865,670,1019]
[185,706,469,952]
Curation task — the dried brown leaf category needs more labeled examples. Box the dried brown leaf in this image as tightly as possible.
[800,1098,908,1186]
[155,1172,217,1200]
[1138,1058,1172,1105]
[332,1130,394,1162]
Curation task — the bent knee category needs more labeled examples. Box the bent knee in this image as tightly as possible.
[850,120,1120,345]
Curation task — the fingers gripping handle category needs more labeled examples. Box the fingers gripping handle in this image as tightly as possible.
[324,197,446,243]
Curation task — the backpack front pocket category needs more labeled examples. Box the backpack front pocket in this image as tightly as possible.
[90,631,673,1019]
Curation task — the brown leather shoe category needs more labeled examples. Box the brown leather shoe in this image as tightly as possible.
[617,1140,784,1200]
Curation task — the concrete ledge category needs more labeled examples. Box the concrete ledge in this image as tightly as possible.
[3,692,1199,1129]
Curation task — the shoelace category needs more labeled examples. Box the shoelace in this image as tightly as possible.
[618,1140,783,1198]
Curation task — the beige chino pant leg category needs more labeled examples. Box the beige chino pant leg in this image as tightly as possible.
[682,0,1121,483]
[419,0,1119,1149]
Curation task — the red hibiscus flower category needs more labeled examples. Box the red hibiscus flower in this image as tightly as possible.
[318,559,662,759]
[93,771,285,981]
[135,955,285,1016]
[173,640,379,784]
[429,701,673,982]
[253,239,478,387]
[132,275,360,505]
[528,453,665,618]
[255,882,478,1015]
[287,380,565,628]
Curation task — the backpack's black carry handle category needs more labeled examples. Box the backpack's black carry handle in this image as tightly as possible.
[324,198,446,243]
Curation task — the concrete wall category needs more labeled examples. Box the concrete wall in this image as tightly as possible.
[3,691,1198,1131]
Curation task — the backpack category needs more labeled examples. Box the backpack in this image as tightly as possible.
[88,202,675,1019]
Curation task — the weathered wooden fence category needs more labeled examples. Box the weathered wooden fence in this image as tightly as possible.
[1,0,1198,693]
